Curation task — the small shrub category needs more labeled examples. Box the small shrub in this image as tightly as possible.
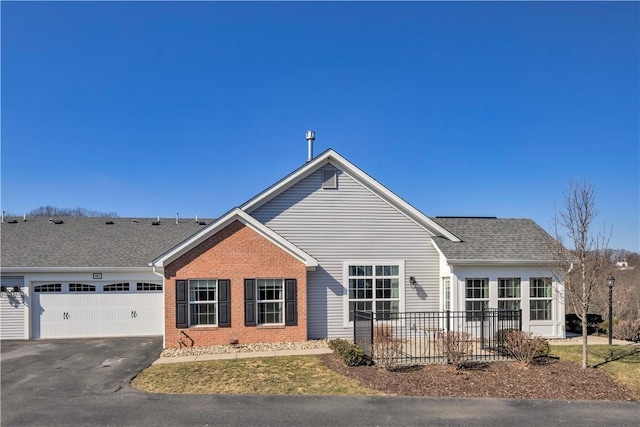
[328,339,373,366]
[374,324,393,339]
[435,331,473,369]
[496,328,518,348]
[613,319,640,342]
[372,325,404,369]
[503,330,549,365]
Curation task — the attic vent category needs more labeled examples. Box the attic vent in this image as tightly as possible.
[198,221,207,225]
[7,220,18,224]
[54,220,64,225]
[131,220,139,224]
[151,221,160,226]
[322,169,337,189]
[105,221,115,225]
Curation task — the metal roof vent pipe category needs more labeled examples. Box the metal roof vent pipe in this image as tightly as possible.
[306,130,315,162]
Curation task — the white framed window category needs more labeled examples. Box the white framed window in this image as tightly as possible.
[189,279,217,326]
[103,283,130,292]
[530,277,553,321]
[498,278,521,311]
[465,278,489,321]
[34,283,61,293]
[69,283,96,292]
[257,278,284,325]
[343,261,404,325]
[441,277,451,311]
[137,282,163,291]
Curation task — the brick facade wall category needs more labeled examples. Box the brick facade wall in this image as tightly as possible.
[164,220,308,349]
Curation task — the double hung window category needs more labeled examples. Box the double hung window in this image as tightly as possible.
[465,278,489,321]
[189,279,217,326]
[257,279,284,324]
[530,278,553,321]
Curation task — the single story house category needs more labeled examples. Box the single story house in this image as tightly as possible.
[1,149,565,347]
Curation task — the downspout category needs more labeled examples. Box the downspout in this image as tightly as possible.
[152,265,166,349]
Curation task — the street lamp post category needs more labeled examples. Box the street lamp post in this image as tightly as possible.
[607,275,615,346]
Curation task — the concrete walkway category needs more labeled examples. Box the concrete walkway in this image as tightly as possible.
[548,334,637,346]
[153,347,332,365]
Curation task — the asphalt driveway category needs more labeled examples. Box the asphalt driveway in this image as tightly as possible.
[2,338,639,426]
[1,337,162,397]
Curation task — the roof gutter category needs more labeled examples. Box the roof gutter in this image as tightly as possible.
[446,259,559,266]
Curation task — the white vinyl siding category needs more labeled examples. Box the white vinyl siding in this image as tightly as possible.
[0,276,26,339]
[251,165,439,339]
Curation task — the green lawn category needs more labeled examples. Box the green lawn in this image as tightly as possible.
[550,344,640,399]
[132,355,382,395]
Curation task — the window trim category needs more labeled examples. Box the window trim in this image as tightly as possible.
[465,278,489,321]
[69,283,96,292]
[103,282,130,292]
[342,260,405,327]
[256,278,285,326]
[529,277,553,321]
[188,278,218,327]
[497,277,521,312]
[34,283,62,293]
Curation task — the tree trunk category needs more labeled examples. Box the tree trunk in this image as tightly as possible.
[581,306,588,368]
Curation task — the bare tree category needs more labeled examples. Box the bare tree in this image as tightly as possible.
[26,206,118,218]
[549,181,611,369]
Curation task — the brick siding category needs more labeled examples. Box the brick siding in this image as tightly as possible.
[164,220,307,349]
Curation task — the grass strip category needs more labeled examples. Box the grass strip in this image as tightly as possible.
[132,355,382,395]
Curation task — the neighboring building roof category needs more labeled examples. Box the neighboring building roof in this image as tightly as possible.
[430,217,555,264]
[240,149,461,243]
[0,217,212,269]
[151,208,318,270]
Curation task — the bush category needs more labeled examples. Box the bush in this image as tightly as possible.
[613,319,640,342]
[328,339,373,366]
[502,330,549,365]
[496,328,518,348]
[435,331,473,369]
[372,325,404,369]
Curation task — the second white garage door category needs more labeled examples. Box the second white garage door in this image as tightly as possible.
[32,282,163,338]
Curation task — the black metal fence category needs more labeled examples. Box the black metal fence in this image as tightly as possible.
[353,309,522,366]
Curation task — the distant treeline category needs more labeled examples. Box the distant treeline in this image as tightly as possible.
[7,206,118,218]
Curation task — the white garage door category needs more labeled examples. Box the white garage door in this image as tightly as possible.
[32,282,163,338]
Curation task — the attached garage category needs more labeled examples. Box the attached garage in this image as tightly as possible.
[1,216,210,341]
[31,281,163,338]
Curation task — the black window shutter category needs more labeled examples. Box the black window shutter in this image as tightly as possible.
[176,280,188,328]
[218,279,231,327]
[285,279,297,326]
[244,279,256,326]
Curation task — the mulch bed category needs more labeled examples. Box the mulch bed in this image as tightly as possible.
[318,353,637,401]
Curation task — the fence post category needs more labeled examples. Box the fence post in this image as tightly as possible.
[446,310,450,331]
[518,309,523,331]
[480,309,485,350]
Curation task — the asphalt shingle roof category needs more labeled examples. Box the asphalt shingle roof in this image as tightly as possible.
[430,217,555,262]
[1,217,212,268]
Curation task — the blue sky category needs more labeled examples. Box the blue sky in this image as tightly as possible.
[2,2,638,251]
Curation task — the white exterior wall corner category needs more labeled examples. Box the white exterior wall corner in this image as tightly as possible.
[250,166,441,339]
[450,265,565,339]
